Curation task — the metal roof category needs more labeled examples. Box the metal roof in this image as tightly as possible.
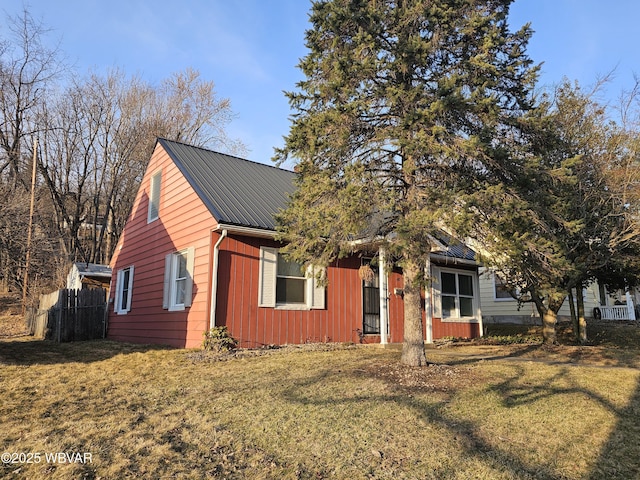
[431,232,477,262]
[159,138,296,231]
[73,263,112,277]
[157,139,476,263]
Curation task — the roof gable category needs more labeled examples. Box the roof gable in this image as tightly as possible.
[158,138,296,231]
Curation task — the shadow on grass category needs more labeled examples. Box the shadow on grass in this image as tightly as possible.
[281,368,562,479]
[281,350,640,479]
[588,378,640,480]
[436,343,542,366]
[0,337,171,365]
[439,327,640,369]
[490,365,622,410]
[489,364,640,479]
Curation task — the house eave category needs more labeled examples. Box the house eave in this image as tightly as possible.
[213,226,479,266]
[80,273,112,279]
[214,223,276,239]
[429,253,479,267]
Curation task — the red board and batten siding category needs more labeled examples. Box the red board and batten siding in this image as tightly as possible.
[432,317,481,338]
[213,235,480,348]
[215,233,367,348]
[108,144,218,348]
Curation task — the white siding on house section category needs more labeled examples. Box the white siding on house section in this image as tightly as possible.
[479,268,602,324]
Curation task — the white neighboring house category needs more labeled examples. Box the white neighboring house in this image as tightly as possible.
[478,268,637,324]
[66,262,112,291]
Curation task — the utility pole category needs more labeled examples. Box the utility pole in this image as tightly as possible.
[22,138,38,315]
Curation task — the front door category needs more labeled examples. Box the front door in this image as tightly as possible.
[362,261,380,334]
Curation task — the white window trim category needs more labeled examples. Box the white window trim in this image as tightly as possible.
[163,247,195,311]
[258,246,325,310]
[114,265,134,315]
[147,170,161,223]
[435,267,480,323]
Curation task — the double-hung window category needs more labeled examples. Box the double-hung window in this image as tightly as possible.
[276,253,306,304]
[440,270,476,319]
[258,246,325,309]
[163,247,195,311]
[114,266,134,314]
[171,250,189,307]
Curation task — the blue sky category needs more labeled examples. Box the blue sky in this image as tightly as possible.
[2,1,639,167]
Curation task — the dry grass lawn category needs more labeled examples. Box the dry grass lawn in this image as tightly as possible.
[1,297,639,479]
[0,294,27,338]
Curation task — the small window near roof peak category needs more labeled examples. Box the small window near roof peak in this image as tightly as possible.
[148,170,161,223]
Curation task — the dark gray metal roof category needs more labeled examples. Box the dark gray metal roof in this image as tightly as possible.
[431,232,477,262]
[159,138,296,231]
[157,139,476,262]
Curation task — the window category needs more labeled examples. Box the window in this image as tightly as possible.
[114,266,134,314]
[440,271,475,319]
[276,253,306,304]
[163,247,195,311]
[494,274,515,301]
[258,246,325,309]
[148,170,161,223]
[172,251,189,306]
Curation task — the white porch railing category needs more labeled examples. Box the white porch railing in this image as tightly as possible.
[599,303,636,321]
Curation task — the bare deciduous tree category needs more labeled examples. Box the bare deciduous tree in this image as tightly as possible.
[0,7,65,189]
[36,68,245,266]
[0,9,244,296]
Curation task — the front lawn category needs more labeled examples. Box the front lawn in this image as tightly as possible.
[1,329,639,479]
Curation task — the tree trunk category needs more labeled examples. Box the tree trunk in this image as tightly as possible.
[1,250,8,292]
[542,309,558,344]
[533,295,558,344]
[104,200,115,264]
[400,257,428,366]
[576,283,587,343]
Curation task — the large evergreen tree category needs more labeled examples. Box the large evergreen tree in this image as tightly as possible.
[275,0,539,365]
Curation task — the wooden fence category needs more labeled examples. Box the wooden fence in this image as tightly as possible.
[26,288,108,342]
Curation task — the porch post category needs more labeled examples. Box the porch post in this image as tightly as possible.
[379,246,388,345]
[626,291,636,321]
[424,255,433,344]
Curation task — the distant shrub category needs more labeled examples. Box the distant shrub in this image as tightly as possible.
[202,327,238,352]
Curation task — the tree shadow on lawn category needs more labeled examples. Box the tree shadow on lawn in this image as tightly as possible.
[431,343,543,366]
[490,364,619,409]
[435,339,640,369]
[587,376,640,479]
[280,356,640,479]
[0,337,171,366]
[490,364,640,480]
[280,366,562,479]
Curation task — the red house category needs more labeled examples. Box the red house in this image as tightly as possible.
[108,139,483,348]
